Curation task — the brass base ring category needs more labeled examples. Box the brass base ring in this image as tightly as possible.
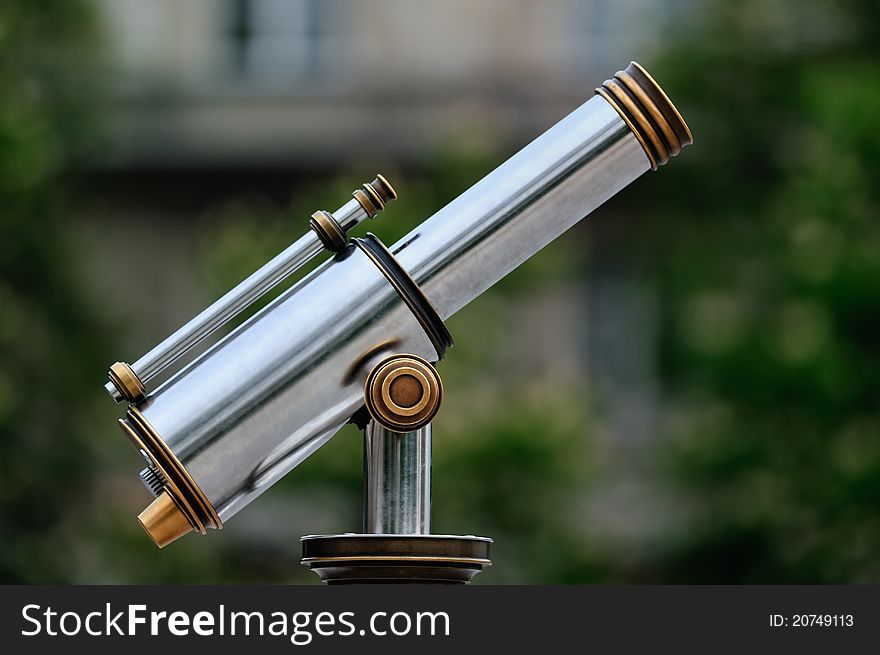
[301,534,492,584]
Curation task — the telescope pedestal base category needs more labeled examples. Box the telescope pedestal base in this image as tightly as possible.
[301,534,492,584]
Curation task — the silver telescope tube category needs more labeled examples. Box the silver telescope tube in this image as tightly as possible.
[115,62,692,547]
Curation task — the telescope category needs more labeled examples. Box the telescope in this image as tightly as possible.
[104,62,692,583]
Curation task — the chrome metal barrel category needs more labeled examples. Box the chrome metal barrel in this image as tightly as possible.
[395,62,692,318]
[117,62,692,547]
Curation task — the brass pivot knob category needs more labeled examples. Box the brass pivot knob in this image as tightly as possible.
[364,354,442,432]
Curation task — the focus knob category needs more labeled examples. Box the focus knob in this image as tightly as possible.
[364,354,442,432]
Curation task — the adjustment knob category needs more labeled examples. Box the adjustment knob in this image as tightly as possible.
[364,354,442,432]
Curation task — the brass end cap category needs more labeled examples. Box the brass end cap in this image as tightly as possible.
[596,61,693,170]
[369,174,397,204]
[365,354,442,432]
[354,173,397,218]
[108,362,146,404]
[138,491,193,548]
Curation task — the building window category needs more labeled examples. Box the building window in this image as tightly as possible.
[225,0,346,86]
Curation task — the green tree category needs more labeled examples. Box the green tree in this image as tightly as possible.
[0,1,109,581]
[636,0,880,582]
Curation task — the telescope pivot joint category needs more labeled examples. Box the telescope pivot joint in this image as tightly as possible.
[364,354,443,432]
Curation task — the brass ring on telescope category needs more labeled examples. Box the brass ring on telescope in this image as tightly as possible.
[370,174,397,203]
[119,418,204,533]
[127,406,221,531]
[595,86,657,169]
[352,189,378,217]
[120,406,222,546]
[310,210,347,252]
[354,174,398,217]
[595,61,693,170]
[353,233,453,360]
[362,184,385,212]
[604,79,669,166]
[616,70,681,157]
[108,362,146,404]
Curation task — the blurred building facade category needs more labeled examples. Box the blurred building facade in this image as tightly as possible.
[91,0,684,167]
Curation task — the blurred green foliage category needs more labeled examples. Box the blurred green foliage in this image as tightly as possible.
[0,0,108,581]
[633,0,880,581]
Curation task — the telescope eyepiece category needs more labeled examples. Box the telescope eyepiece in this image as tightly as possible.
[353,174,398,218]
[596,61,693,170]
[138,491,193,548]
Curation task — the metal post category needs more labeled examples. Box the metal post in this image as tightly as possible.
[301,414,491,583]
[363,420,431,534]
